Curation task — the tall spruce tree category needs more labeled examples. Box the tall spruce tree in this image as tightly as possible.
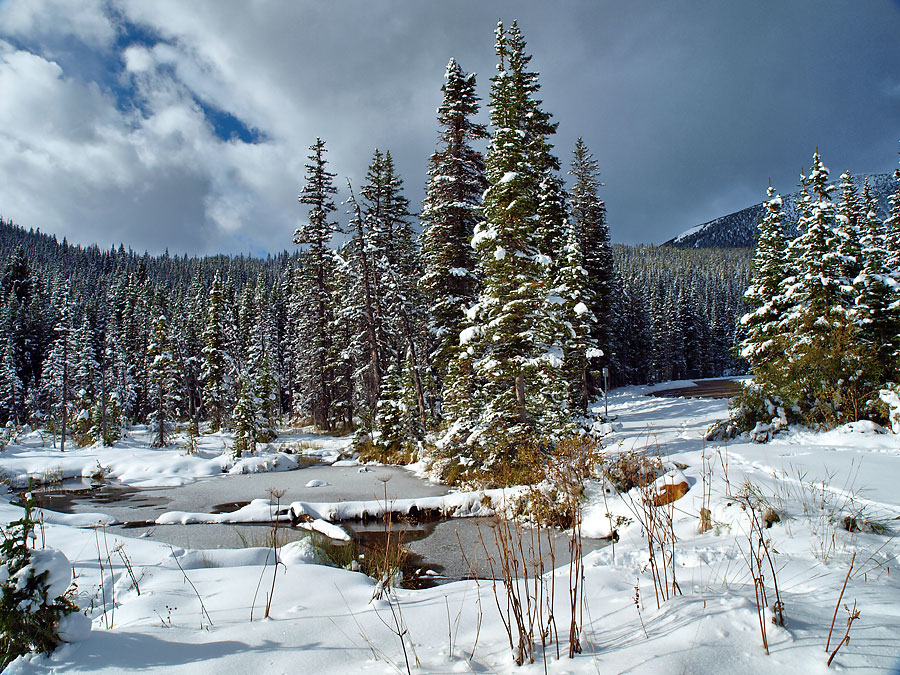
[42,282,73,450]
[201,272,230,431]
[787,153,856,416]
[362,149,428,433]
[554,223,602,414]
[294,138,340,430]
[739,186,790,375]
[568,137,614,388]
[883,147,900,270]
[447,20,568,459]
[854,179,898,380]
[420,58,489,386]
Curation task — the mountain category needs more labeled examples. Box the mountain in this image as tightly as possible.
[666,172,896,248]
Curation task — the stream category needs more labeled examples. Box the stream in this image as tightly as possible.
[22,461,609,586]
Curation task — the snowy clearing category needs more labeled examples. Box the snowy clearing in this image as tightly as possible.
[2,383,900,673]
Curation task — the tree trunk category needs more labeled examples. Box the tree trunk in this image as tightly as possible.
[515,375,527,422]
[60,340,68,452]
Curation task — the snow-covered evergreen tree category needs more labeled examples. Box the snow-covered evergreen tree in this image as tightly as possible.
[69,316,99,445]
[420,58,488,386]
[248,300,278,444]
[882,149,900,270]
[372,363,410,460]
[41,282,73,450]
[231,377,258,458]
[294,138,340,430]
[568,137,615,388]
[446,20,569,462]
[146,313,179,447]
[785,152,860,419]
[201,272,230,431]
[854,179,899,380]
[739,186,791,375]
[0,336,23,426]
[554,223,602,414]
[362,149,428,430]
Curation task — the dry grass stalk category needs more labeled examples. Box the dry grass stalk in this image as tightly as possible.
[369,476,419,675]
[633,462,679,609]
[699,443,714,533]
[826,600,860,667]
[478,436,599,666]
[826,552,855,652]
[167,545,213,628]
[737,488,785,655]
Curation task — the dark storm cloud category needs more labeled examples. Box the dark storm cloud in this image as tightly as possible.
[0,1,898,254]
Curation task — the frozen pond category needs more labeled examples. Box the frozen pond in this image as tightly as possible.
[24,461,609,584]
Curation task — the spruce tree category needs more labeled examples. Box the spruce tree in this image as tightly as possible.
[41,282,73,450]
[231,376,258,458]
[568,137,614,387]
[372,363,409,460]
[0,336,23,426]
[69,316,98,444]
[420,58,488,385]
[146,313,179,447]
[343,184,382,418]
[447,20,568,461]
[362,149,428,430]
[883,148,900,270]
[787,152,856,419]
[739,185,790,375]
[855,179,899,380]
[554,223,602,414]
[201,271,230,431]
[294,138,340,429]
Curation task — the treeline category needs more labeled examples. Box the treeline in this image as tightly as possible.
[0,21,751,473]
[737,149,900,432]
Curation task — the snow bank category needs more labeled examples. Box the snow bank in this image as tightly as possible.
[29,548,73,601]
[156,498,280,525]
[288,487,522,523]
[36,509,118,528]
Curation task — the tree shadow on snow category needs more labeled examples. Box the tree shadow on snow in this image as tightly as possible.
[53,632,306,670]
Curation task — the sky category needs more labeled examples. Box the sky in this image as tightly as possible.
[1,1,899,256]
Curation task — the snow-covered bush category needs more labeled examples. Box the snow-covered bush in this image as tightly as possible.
[0,491,79,668]
[730,381,790,442]
[877,387,900,434]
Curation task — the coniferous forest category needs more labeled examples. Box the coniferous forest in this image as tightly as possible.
[5,19,899,479]
[0,22,752,482]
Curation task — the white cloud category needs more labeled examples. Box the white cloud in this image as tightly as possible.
[0,0,117,48]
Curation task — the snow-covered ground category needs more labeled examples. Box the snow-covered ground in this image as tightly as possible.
[2,383,900,673]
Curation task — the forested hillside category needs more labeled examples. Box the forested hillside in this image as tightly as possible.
[668,173,895,249]
[0,218,749,437]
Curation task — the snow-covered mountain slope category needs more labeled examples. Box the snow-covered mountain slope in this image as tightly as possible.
[666,172,896,248]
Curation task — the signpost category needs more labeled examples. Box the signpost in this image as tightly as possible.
[602,366,609,420]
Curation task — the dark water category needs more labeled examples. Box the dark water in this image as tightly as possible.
[14,479,609,586]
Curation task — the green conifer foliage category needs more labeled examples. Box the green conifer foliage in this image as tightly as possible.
[294,138,340,430]
[420,58,488,385]
[0,492,78,669]
[146,313,179,447]
[446,20,569,462]
[201,272,230,431]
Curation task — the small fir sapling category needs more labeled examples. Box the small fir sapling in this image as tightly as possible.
[0,490,79,669]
